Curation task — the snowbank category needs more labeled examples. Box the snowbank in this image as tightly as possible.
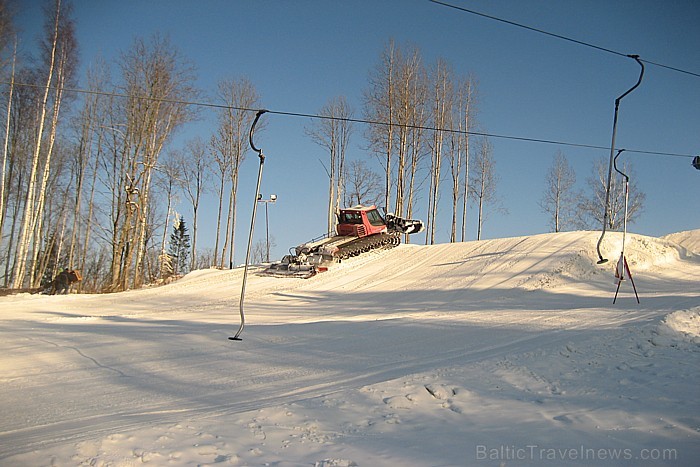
[658,308,700,346]
[663,229,700,255]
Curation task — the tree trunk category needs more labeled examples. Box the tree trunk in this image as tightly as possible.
[12,0,61,289]
[0,38,16,255]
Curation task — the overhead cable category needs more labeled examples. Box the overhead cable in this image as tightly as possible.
[2,80,694,160]
[430,0,700,79]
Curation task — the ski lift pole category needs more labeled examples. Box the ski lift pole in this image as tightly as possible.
[613,149,629,255]
[230,109,267,341]
[596,55,644,264]
[612,149,640,304]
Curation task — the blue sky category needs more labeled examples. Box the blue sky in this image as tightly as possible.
[16,0,700,264]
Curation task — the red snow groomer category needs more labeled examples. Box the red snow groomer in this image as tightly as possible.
[262,205,424,278]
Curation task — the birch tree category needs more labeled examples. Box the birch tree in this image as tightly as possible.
[11,4,58,288]
[539,150,576,232]
[108,34,197,290]
[155,150,180,278]
[364,39,398,211]
[211,77,260,269]
[0,2,15,249]
[403,66,428,234]
[470,138,499,241]
[210,128,230,268]
[0,36,16,258]
[576,157,645,230]
[365,40,429,223]
[12,0,76,288]
[394,46,426,227]
[74,58,110,291]
[454,75,477,242]
[67,58,109,274]
[28,1,77,287]
[1,68,38,286]
[177,136,210,271]
[425,58,453,245]
[344,159,383,207]
[306,96,353,233]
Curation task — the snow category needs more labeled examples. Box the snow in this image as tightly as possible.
[1,230,699,466]
[663,230,700,256]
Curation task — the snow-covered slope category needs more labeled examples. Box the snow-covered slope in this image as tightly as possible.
[1,231,698,466]
[663,229,700,255]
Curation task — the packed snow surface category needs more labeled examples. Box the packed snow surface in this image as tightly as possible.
[1,230,699,466]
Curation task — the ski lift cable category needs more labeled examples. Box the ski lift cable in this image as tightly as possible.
[429,0,700,79]
[262,108,693,159]
[2,80,695,160]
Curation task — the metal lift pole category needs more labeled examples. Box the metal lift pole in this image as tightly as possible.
[596,55,644,264]
[612,149,640,304]
[230,109,267,341]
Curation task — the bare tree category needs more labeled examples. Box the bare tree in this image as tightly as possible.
[392,47,425,220]
[0,36,16,258]
[107,34,197,291]
[540,151,577,232]
[211,77,260,269]
[210,125,230,268]
[155,149,180,278]
[29,1,77,287]
[11,2,59,288]
[251,236,277,264]
[393,46,428,246]
[177,136,210,271]
[470,138,499,241]
[454,75,477,242]
[2,68,40,286]
[576,157,645,230]
[306,96,353,232]
[366,41,429,244]
[425,58,453,245]
[12,0,77,288]
[344,159,383,207]
[364,39,398,211]
[68,57,108,277]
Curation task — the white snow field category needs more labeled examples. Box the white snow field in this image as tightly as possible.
[1,230,698,466]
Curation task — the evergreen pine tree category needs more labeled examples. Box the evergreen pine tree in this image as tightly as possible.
[168,216,191,276]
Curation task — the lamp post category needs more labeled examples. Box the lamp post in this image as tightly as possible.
[257,193,277,262]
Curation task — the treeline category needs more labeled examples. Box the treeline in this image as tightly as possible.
[0,1,643,293]
[0,1,263,292]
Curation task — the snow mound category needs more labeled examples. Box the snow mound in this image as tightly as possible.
[620,234,690,270]
[660,308,700,345]
[634,309,700,354]
[515,231,690,291]
[593,231,690,273]
[518,247,597,291]
[663,229,700,255]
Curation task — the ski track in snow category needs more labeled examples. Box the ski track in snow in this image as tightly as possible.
[1,230,699,466]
